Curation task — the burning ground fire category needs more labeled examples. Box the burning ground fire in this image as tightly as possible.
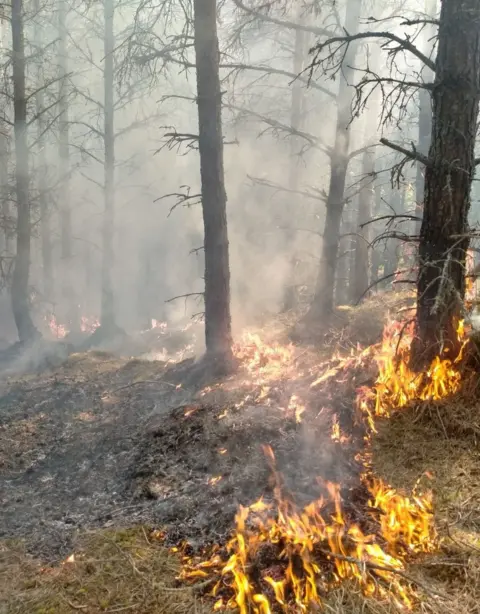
[178,318,468,612]
[45,313,100,338]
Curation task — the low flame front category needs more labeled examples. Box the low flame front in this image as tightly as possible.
[181,319,467,612]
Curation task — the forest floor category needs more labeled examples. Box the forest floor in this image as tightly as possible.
[1,294,480,613]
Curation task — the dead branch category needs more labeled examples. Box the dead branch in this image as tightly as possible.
[380,138,430,166]
[165,292,204,305]
[155,187,202,217]
[231,0,333,37]
[311,31,435,72]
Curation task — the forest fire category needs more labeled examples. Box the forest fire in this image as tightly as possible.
[180,318,468,612]
[44,313,100,338]
[233,332,294,381]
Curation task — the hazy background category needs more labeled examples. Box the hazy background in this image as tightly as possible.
[0,0,479,346]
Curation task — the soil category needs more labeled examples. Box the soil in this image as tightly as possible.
[0,325,374,564]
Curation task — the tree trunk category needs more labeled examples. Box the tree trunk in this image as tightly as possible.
[335,211,352,306]
[349,149,374,304]
[412,0,480,366]
[11,0,39,342]
[0,131,11,256]
[193,0,233,369]
[307,0,362,320]
[101,0,116,332]
[370,161,383,288]
[34,0,53,304]
[58,0,79,333]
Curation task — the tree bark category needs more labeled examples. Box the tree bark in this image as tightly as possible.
[193,0,233,369]
[11,0,39,342]
[58,0,79,333]
[349,149,374,304]
[307,0,362,320]
[101,0,116,332]
[412,0,480,366]
[34,0,53,304]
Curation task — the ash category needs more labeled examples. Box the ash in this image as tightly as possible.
[0,332,372,563]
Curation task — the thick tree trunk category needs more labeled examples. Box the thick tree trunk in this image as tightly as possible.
[412,0,480,365]
[193,0,233,369]
[58,0,79,333]
[349,150,374,304]
[307,0,362,320]
[34,0,53,303]
[11,0,39,342]
[101,0,116,332]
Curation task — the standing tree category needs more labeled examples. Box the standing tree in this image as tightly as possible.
[306,0,362,320]
[412,0,480,364]
[33,0,54,304]
[101,0,116,335]
[11,0,39,342]
[309,0,480,363]
[57,0,79,333]
[193,0,233,370]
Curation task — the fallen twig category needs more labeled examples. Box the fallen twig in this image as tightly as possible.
[318,549,448,600]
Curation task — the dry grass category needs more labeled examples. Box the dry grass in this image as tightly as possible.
[371,380,480,614]
[0,528,211,614]
[335,290,416,349]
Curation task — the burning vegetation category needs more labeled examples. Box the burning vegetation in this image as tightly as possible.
[174,317,469,613]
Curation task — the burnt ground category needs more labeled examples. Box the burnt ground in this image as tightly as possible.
[0,328,376,564]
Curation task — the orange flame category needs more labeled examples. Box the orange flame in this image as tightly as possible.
[181,317,468,611]
[233,332,294,381]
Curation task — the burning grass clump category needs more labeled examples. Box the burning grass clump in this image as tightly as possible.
[331,290,416,350]
[0,528,210,614]
[171,315,472,612]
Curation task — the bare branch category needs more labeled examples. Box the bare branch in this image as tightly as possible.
[380,137,430,165]
[231,0,333,37]
[312,32,436,72]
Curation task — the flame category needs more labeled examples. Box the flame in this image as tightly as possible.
[45,314,68,339]
[208,476,223,487]
[233,332,294,381]
[357,318,466,433]
[151,318,167,330]
[331,414,341,442]
[80,315,100,333]
[288,394,305,423]
[44,313,100,338]
[181,317,468,612]
[466,249,476,304]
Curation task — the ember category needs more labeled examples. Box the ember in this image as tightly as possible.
[180,319,468,612]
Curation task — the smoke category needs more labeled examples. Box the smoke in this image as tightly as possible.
[1,0,467,350]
